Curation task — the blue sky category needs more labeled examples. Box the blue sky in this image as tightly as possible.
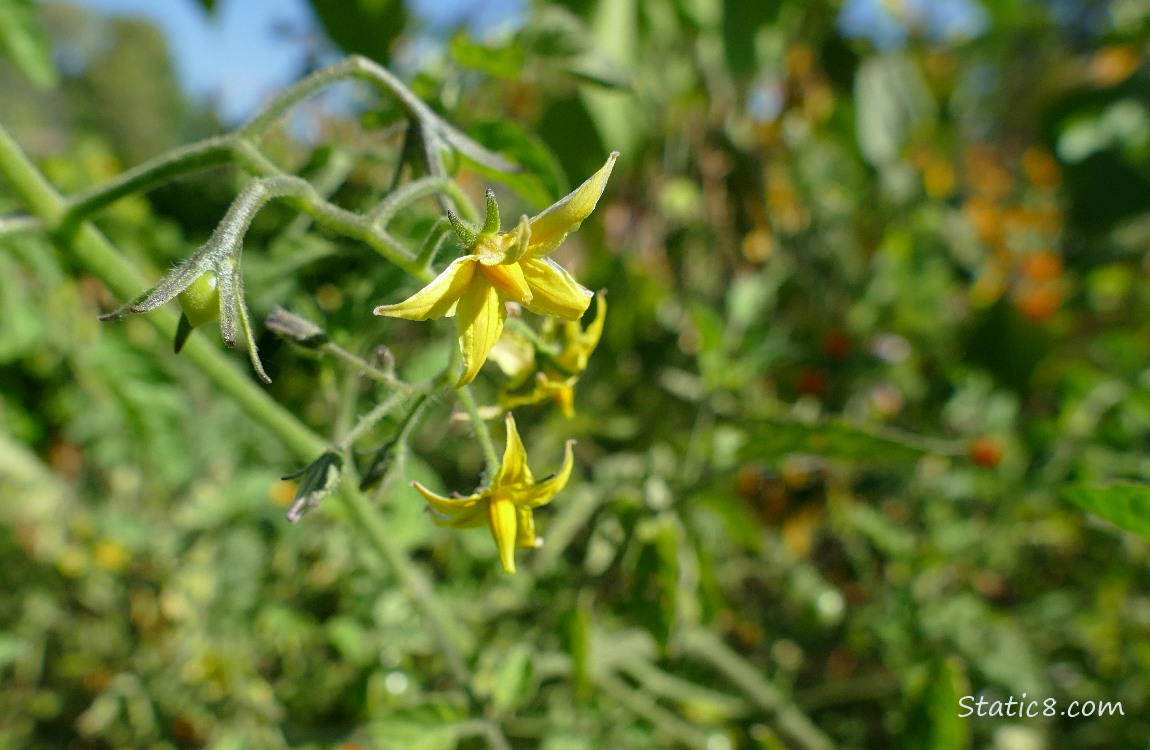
[70,0,524,123]
[74,0,315,122]
[70,0,989,124]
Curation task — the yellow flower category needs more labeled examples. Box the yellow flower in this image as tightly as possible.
[411,413,574,573]
[491,292,606,418]
[374,153,618,386]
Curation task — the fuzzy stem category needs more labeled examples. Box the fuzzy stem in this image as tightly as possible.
[0,120,478,689]
[322,341,412,392]
[456,384,501,475]
[336,390,412,452]
[63,135,237,226]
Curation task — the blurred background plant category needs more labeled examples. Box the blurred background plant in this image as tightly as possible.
[4,0,1150,748]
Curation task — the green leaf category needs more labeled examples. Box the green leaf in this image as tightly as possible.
[1063,482,1150,540]
[905,657,970,750]
[738,418,932,464]
[450,32,525,79]
[521,5,631,89]
[630,518,680,648]
[309,0,407,63]
[0,0,58,88]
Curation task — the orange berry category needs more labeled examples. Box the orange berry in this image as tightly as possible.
[969,436,1004,468]
[1019,251,1063,282]
[1013,282,1061,323]
[963,196,1004,245]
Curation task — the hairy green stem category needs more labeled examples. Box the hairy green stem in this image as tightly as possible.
[63,135,237,226]
[238,56,438,142]
[223,157,429,280]
[336,390,413,452]
[0,120,480,694]
[322,341,411,391]
[456,384,501,474]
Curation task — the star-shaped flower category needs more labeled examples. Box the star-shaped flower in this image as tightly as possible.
[411,413,574,573]
[373,152,618,386]
[491,292,607,418]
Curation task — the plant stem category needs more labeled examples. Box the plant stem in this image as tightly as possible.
[0,118,479,691]
[336,390,412,452]
[595,672,711,750]
[456,384,501,474]
[221,164,429,280]
[238,56,444,142]
[0,214,42,237]
[322,341,411,392]
[679,628,835,750]
[63,135,237,226]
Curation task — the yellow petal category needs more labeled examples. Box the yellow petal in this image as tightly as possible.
[520,257,593,320]
[518,439,575,508]
[374,257,476,320]
[527,152,618,257]
[515,506,541,549]
[487,495,519,573]
[480,261,533,305]
[582,292,607,352]
[431,504,488,529]
[497,388,551,413]
[502,214,531,264]
[412,481,482,514]
[494,412,534,486]
[556,292,606,373]
[455,274,506,387]
[552,384,576,419]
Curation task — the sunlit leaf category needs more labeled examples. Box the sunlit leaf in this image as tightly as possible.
[1063,482,1150,540]
[450,33,525,79]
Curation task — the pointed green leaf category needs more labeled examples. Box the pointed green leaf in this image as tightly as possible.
[1063,482,1150,540]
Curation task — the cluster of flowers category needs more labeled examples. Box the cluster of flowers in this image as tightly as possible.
[102,148,617,573]
[374,153,617,572]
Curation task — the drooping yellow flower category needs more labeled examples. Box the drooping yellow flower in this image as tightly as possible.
[374,152,618,386]
[412,413,574,573]
[490,292,606,418]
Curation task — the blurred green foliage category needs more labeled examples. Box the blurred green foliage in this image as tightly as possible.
[4,0,1150,749]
